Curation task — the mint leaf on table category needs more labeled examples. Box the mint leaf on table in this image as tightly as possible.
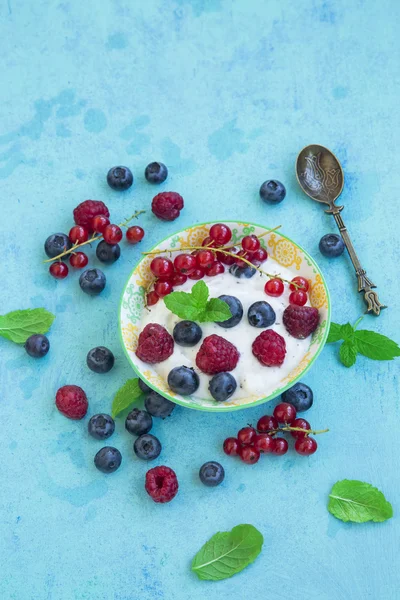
[197,298,232,323]
[111,378,143,418]
[191,524,263,581]
[327,322,353,343]
[0,308,55,344]
[339,339,358,368]
[164,281,232,323]
[328,480,393,523]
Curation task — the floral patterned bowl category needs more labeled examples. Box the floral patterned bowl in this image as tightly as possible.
[119,221,331,412]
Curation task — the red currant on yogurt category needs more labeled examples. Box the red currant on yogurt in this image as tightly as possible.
[49,262,68,279]
[146,291,159,306]
[154,280,173,297]
[196,249,215,269]
[264,278,284,297]
[289,290,308,306]
[103,224,123,245]
[150,257,174,278]
[290,276,309,292]
[126,226,145,244]
[241,235,260,253]
[209,223,232,246]
[69,225,89,244]
[188,268,205,280]
[174,253,197,274]
[205,262,224,276]
[171,272,187,286]
[252,247,268,263]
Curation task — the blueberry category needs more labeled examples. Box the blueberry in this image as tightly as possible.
[86,346,114,373]
[107,166,133,191]
[173,321,202,347]
[217,295,243,328]
[167,366,199,395]
[79,268,106,295]
[24,334,50,358]
[96,240,121,264]
[281,382,313,412]
[145,391,176,418]
[88,414,115,440]
[138,378,151,394]
[125,408,153,436]
[145,162,168,184]
[229,264,256,279]
[209,372,237,402]
[134,434,161,460]
[319,234,345,258]
[44,233,72,259]
[259,180,286,204]
[94,446,122,473]
[199,461,225,487]
[247,301,276,328]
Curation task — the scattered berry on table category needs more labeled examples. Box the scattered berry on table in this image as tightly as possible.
[205,261,225,276]
[283,305,320,339]
[94,446,122,473]
[154,280,173,297]
[259,180,286,204]
[264,278,284,297]
[188,268,205,280]
[91,214,110,234]
[252,330,286,367]
[152,191,184,221]
[174,253,197,274]
[49,262,69,279]
[209,372,237,402]
[171,272,187,286]
[44,233,72,259]
[86,346,115,373]
[56,385,88,420]
[290,418,311,438]
[145,162,168,184]
[209,223,232,246]
[73,200,109,229]
[239,445,260,464]
[196,249,215,269]
[145,390,176,418]
[79,268,106,295]
[273,402,297,424]
[247,301,276,328]
[199,461,225,487]
[125,408,153,436]
[216,295,243,328]
[88,414,115,440]
[257,415,278,432]
[273,437,289,455]
[229,263,256,278]
[295,436,318,455]
[107,166,133,191]
[290,276,309,292]
[281,382,313,412]
[70,252,89,268]
[252,247,268,264]
[150,257,174,278]
[289,290,308,306]
[24,334,50,358]
[103,224,123,245]
[96,240,121,263]
[196,334,239,375]
[145,465,178,503]
[254,433,275,453]
[138,378,152,394]
[173,321,202,347]
[237,426,257,446]
[168,366,200,395]
[136,323,174,364]
[146,291,159,306]
[241,235,260,253]
[126,226,145,244]
[69,225,89,244]
[223,437,240,456]
[319,233,345,258]
[134,433,162,460]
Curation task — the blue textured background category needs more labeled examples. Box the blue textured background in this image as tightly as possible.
[1,1,399,599]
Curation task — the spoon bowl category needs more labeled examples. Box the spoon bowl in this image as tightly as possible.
[296,144,344,212]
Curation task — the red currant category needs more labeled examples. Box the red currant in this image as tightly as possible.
[273,437,289,455]
[217,248,237,265]
[150,257,174,278]
[91,215,110,234]
[209,223,232,246]
[223,437,240,456]
[205,261,224,276]
[239,445,260,464]
[264,278,284,297]
[254,433,275,453]
[201,236,215,247]
[188,268,205,280]
[257,415,278,433]
[241,234,260,253]
[196,249,215,269]
[146,291,159,306]
[126,226,145,244]
[174,253,197,274]
[49,262,68,279]
[290,418,311,438]
[171,272,187,286]
[295,436,317,455]
[237,427,257,446]
[290,276,309,292]
[289,290,308,306]
[69,225,89,244]
[273,402,297,424]
[103,224,123,245]
[69,252,88,268]
[235,249,248,268]
[252,247,268,263]
[154,280,173,297]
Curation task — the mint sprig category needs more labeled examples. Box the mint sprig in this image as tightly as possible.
[164,280,232,323]
[327,317,400,367]
[0,308,55,344]
[328,480,393,523]
[111,378,143,418]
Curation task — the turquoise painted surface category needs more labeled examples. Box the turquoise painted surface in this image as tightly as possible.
[0,1,399,599]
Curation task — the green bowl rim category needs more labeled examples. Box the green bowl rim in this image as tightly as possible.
[119,220,331,412]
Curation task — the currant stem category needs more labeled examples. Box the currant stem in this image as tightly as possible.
[259,426,329,436]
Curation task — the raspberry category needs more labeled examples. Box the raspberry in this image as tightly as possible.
[145,465,179,503]
[73,200,110,229]
[151,192,184,221]
[136,323,174,364]
[252,330,286,366]
[283,305,320,339]
[195,334,239,374]
[55,385,88,419]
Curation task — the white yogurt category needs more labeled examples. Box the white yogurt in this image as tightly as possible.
[139,259,311,401]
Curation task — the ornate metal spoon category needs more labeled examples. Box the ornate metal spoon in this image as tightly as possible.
[296,144,385,315]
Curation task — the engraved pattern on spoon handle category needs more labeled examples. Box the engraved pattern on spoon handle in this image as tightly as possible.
[332,212,386,316]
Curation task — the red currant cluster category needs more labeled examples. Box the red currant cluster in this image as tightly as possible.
[265,275,310,306]
[223,402,323,464]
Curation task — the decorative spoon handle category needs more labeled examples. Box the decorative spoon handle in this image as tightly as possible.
[332,211,385,315]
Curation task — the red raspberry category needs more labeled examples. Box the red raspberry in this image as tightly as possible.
[136,323,174,364]
[252,330,286,367]
[196,334,239,375]
[55,385,88,419]
[283,305,320,339]
[73,200,109,229]
[145,465,179,503]
[151,192,184,221]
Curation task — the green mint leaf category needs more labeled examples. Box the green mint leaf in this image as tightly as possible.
[163,291,203,320]
[327,322,353,343]
[0,308,55,344]
[354,330,400,361]
[191,524,263,581]
[190,280,209,307]
[339,339,358,367]
[111,378,142,418]
[328,480,393,523]
[197,298,232,323]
